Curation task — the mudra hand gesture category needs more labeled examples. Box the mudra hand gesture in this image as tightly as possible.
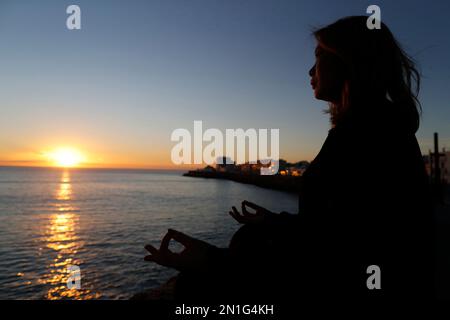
[229,200,276,225]
[144,229,212,273]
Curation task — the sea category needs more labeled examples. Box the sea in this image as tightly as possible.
[0,166,298,300]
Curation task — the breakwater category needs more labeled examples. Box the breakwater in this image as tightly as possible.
[183,170,302,193]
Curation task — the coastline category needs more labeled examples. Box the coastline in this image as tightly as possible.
[183,170,302,193]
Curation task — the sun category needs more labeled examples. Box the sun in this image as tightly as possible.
[48,148,84,168]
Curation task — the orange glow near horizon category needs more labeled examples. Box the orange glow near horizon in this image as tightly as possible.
[46,148,85,168]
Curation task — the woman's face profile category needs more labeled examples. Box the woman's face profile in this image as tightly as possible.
[309,44,346,103]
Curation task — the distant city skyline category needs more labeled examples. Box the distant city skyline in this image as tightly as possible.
[1,0,449,169]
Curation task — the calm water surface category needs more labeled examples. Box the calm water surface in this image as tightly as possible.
[0,167,298,299]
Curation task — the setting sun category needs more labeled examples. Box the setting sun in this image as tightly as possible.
[48,148,84,167]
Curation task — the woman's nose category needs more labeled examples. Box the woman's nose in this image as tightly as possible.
[309,64,316,77]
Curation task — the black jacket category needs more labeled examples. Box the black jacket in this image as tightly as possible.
[286,107,433,300]
[178,102,434,302]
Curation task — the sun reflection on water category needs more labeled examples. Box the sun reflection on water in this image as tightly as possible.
[40,170,100,300]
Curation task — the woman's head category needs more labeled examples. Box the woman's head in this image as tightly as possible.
[309,16,421,133]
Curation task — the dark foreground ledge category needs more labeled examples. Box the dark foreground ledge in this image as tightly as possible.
[183,171,302,193]
[131,277,177,300]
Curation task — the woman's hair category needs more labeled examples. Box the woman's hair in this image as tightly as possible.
[313,16,421,133]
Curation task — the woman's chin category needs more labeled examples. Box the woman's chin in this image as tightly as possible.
[313,90,322,100]
[314,90,333,103]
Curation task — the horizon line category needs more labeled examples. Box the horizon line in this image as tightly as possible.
[0,164,194,171]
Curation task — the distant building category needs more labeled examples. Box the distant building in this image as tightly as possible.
[238,161,271,174]
[286,161,309,176]
[238,159,309,176]
[216,156,236,173]
[240,163,253,173]
[425,149,450,183]
[286,167,304,176]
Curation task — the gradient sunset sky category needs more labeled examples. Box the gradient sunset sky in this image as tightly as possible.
[1,0,449,168]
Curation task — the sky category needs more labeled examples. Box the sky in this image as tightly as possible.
[0,0,449,168]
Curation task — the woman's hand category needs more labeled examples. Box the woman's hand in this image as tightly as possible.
[229,200,275,225]
[144,229,212,273]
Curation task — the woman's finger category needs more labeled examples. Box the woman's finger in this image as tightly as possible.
[145,244,159,255]
[244,200,272,216]
[229,210,242,223]
[241,202,253,216]
[168,229,194,247]
[232,206,241,215]
[233,207,250,224]
[230,208,244,223]
[144,243,181,269]
[232,206,244,220]
[160,231,173,253]
[242,200,264,213]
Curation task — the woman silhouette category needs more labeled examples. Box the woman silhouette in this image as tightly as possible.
[144,16,433,302]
